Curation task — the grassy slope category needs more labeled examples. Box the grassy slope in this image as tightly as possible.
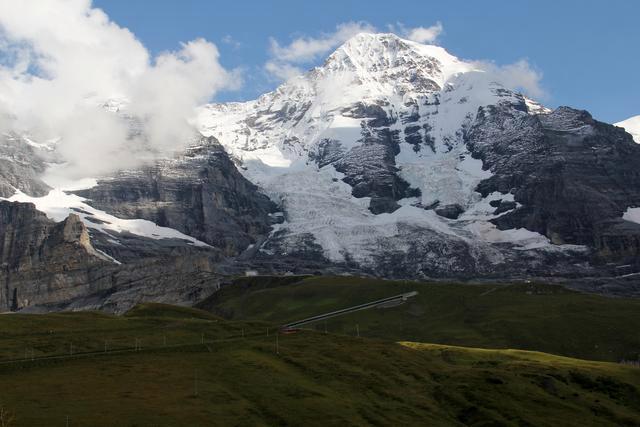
[199,276,640,362]
[0,304,639,426]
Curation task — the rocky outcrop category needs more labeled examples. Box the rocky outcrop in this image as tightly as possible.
[0,135,275,313]
[333,125,421,214]
[593,219,640,262]
[0,200,223,313]
[435,204,464,219]
[0,201,109,311]
[466,105,640,260]
[35,255,222,314]
[309,105,421,215]
[76,136,278,256]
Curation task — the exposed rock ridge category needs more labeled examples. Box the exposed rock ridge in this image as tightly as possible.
[466,105,640,261]
[0,201,108,311]
[76,136,279,256]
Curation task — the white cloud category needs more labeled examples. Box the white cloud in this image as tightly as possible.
[475,59,546,99]
[0,0,239,180]
[264,61,303,82]
[269,22,375,64]
[406,23,443,44]
[222,34,241,49]
[391,22,443,44]
[265,21,374,81]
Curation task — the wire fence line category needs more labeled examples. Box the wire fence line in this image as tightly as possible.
[0,320,375,367]
[0,331,273,366]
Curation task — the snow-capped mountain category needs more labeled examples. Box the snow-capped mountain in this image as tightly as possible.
[616,115,640,143]
[2,32,640,312]
[194,33,639,277]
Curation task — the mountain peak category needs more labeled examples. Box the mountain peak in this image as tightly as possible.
[340,31,406,47]
[327,32,419,68]
[320,32,471,93]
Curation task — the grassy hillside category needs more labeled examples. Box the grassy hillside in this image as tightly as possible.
[198,276,640,362]
[0,304,639,426]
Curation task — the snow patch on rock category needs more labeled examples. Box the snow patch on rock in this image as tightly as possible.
[4,189,210,247]
[623,207,640,224]
[615,115,640,144]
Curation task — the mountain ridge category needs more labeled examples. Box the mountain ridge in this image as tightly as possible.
[194,33,640,276]
[1,32,640,311]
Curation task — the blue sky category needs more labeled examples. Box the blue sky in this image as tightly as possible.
[93,0,638,123]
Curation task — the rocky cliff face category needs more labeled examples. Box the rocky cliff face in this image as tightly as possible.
[467,105,640,262]
[0,200,223,313]
[0,134,276,313]
[76,136,279,257]
[0,201,108,310]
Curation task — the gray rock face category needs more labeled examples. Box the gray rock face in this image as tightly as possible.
[593,219,640,261]
[0,201,108,311]
[365,223,593,279]
[47,255,222,314]
[490,199,517,215]
[466,105,640,261]
[0,134,276,313]
[76,136,278,256]
[0,133,50,197]
[309,107,421,214]
[0,200,222,313]
[435,204,464,219]
[333,127,421,214]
